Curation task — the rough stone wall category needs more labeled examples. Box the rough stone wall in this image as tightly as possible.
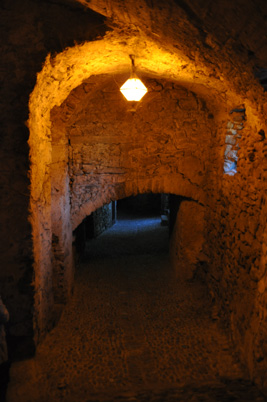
[72,203,114,259]
[92,203,114,237]
[54,76,215,229]
[0,0,107,355]
[205,110,267,392]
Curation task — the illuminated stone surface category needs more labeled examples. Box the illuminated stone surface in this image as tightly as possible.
[0,0,267,399]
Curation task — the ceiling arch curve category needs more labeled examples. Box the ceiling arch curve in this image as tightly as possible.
[28,30,235,222]
[29,27,257,209]
[71,177,205,231]
[27,27,266,339]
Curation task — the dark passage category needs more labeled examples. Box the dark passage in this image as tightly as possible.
[7,209,265,401]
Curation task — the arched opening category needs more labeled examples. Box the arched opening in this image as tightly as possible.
[2,1,267,400]
[73,193,184,262]
[30,43,223,341]
[48,70,216,323]
[73,193,206,282]
[75,193,170,263]
[22,27,267,400]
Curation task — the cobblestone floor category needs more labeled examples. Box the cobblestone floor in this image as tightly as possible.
[7,213,266,401]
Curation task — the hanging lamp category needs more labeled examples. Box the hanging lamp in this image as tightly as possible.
[120,55,147,101]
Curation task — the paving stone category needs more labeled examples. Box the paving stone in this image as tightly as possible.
[7,213,266,401]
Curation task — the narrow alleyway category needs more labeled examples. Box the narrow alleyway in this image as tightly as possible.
[7,212,265,401]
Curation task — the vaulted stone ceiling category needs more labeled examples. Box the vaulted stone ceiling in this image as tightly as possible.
[55,0,267,121]
[75,0,267,80]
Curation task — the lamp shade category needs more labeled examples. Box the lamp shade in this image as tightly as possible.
[120,78,147,101]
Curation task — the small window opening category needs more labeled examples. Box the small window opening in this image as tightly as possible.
[223,107,246,176]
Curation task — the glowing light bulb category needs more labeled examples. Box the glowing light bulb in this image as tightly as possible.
[120,77,147,101]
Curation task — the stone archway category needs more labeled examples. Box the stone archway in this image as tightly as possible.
[28,33,196,341]
[48,71,217,313]
[28,29,255,343]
